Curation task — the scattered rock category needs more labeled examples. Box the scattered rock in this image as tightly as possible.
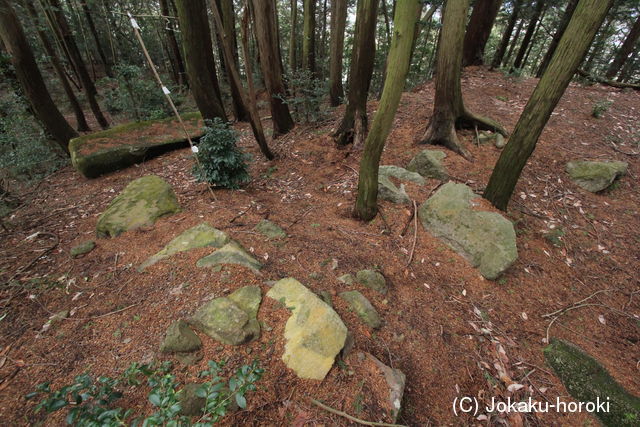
[566,160,628,192]
[379,165,426,185]
[407,150,448,181]
[419,183,517,280]
[139,223,229,271]
[365,353,406,422]
[175,352,203,367]
[70,240,95,258]
[378,174,411,204]
[254,219,287,239]
[70,112,203,178]
[337,274,355,285]
[544,338,640,426]
[356,269,388,294]
[189,286,261,346]
[178,383,206,416]
[266,278,347,380]
[160,320,202,353]
[494,134,506,148]
[196,241,262,273]
[339,291,381,329]
[96,175,180,238]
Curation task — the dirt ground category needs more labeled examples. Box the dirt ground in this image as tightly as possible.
[0,68,638,426]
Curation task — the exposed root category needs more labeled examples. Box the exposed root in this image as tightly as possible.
[459,108,509,137]
[419,121,473,161]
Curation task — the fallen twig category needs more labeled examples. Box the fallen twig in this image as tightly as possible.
[230,204,254,223]
[310,398,406,427]
[406,200,418,267]
[65,303,140,321]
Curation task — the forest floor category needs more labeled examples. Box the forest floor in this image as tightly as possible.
[0,67,639,426]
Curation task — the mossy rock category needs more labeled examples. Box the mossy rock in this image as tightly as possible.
[254,219,287,240]
[379,165,426,185]
[337,274,355,285]
[70,240,96,258]
[339,290,381,329]
[566,160,628,192]
[139,223,229,271]
[356,269,388,294]
[544,339,640,426]
[418,183,517,280]
[406,150,448,181]
[196,241,262,273]
[96,175,180,238]
[70,112,203,178]
[378,175,411,204]
[160,320,202,353]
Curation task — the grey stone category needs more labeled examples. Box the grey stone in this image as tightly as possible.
[70,240,95,258]
[356,270,388,294]
[196,241,262,273]
[378,175,411,204]
[160,320,202,353]
[407,150,448,181]
[340,291,381,329]
[255,219,287,239]
[566,160,628,192]
[379,165,426,185]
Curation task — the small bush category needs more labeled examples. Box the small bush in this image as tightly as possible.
[193,118,250,189]
[27,359,263,426]
[592,99,613,118]
[283,69,327,123]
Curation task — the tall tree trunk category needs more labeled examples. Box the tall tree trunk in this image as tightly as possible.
[209,0,274,159]
[289,0,298,71]
[503,16,524,66]
[410,4,438,67]
[80,0,112,77]
[319,0,328,77]
[605,14,640,79]
[302,0,316,74]
[521,5,546,70]
[23,0,90,132]
[159,0,187,87]
[462,0,503,66]
[536,0,578,77]
[419,0,507,159]
[251,0,295,136]
[0,0,77,154]
[511,0,545,71]
[175,0,227,121]
[583,12,615,74]
[491,0,521,69]
[44,0,109,128]
[332,0,379,147]
[329,0,348,106]
[217,0,249,122]
[356,0,421,221]
[484,0,613,211]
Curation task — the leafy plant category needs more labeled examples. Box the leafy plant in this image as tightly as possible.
[283,69,327,123]
[192,118,250,189]
[592,99,613,118]
[27,359,263,426]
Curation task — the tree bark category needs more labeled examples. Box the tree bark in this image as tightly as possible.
[419,0,507,159]
[217,0,249,122]
[536,0,578,77]
[511,0,545,71]
[332,0,379,147]
[605,14,640,79]
[302,0,316,74]
[175,0,227,122]
[503,16,524,66]
[484,0,613,211]
[80,0,112,77]
[289,0,298,71]
[23,0,90,132]
[356,0,421,221]
[462,0,503,66]
[159,0,187,87]
[329,0,348,106]
[44,0,109,129]
[251,0,295,136]
[491,0,521,69]
[0,0,77,154]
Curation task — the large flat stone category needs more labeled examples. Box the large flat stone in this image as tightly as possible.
[418,183,517,279]
[70,112,203,178]
[196,241,262,273]
[566,160,627,192]
[407,150,448,181]
[96,175,180,238]
[267,278,347,380]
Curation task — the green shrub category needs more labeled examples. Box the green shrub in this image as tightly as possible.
[193,119,250,189]
[592,99,613,118]
[100,64,181,122]
[283,69,327,123]
[27,359,263,426]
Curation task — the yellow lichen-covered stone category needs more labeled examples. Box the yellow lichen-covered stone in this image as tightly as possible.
[267,278,347,380]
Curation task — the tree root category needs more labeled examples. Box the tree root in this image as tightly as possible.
[458,108,509,137]
[419,121,473,161]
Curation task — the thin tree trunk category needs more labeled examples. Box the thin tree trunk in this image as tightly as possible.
[332,0,379,147]
[251,0,295,136]
[491,0,521,69]
[175,0,227,121]
[536,0,578,77]
[302,0,316,74]
[605,14,640,79]
[329,0,348,106]
[521,5,547,70]
[503,17,524,66]
[80,0,112,77]
[44,0,109,128]
[289,0,298,71]
[462,0,503,66]
[159,0,187,87]
[23,0,90,131]
[410,4,438,67]
[419,0,507,159]
[511,0,545,71]
[583,12,614,74]
[319,0,328,77]
[484,0,613,210]
[356,0,421,221]
[0,0,77,154]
